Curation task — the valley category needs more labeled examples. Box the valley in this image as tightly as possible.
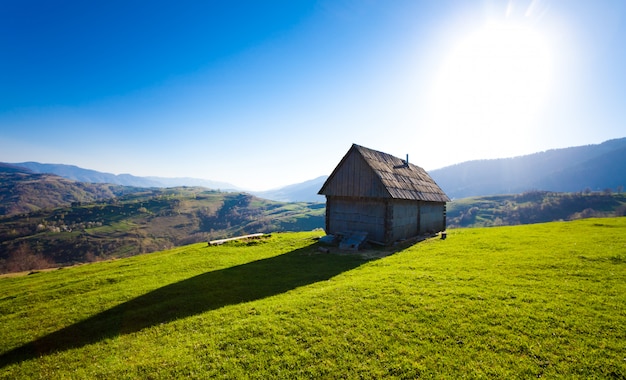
[0,186,324,273]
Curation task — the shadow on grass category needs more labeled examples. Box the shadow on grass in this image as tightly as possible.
[0,244,371,368]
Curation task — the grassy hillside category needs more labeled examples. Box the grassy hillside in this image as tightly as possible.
[447,191,626,228]
[0,187,324,273]
[1,219,624,378]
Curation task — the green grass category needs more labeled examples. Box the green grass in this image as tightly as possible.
[1,219,625,378]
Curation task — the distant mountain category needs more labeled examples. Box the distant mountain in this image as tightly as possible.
[429,138,626,199]
[0,162,33,174]
[0,169,138,216]
[6,137,626,202]
[9,162,240,190]
[5,161,324,202]
[253,176,327,203]
[256,138,626,202]
[143,176,241,190]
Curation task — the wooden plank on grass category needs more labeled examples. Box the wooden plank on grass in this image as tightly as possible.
[209,233,264,246]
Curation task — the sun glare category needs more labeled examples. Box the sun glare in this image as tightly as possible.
[428,16,554,161]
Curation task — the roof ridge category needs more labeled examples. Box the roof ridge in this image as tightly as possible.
[354,144,450,202]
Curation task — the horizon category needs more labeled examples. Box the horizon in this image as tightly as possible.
[5,135,624,192]
[2,1,626,191]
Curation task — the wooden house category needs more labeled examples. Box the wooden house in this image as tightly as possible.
[318,144,450,245]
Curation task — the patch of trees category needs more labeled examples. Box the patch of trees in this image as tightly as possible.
[199,194,262,233]
[0,243,55,273]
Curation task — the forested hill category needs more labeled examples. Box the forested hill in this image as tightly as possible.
[0,173,324,273]
[0,168,138,217]
[447,191,626,228]
[430,137,626,199]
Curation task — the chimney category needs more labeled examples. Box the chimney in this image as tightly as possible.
[405,154,409,167]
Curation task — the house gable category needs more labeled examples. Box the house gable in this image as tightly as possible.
[318,145,389,198]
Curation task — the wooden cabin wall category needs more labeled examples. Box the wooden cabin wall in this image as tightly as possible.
[325,197,386,242]
[326,198,447,244]
[389,200,420,242]
[418,202,446,234]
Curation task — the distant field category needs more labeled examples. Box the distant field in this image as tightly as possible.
[1,218,625,378]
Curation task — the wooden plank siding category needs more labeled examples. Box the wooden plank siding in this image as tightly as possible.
[419,202,447,234]
[389,200,419,242]
[326,198,447,243]
[320,147,388,198]
[326,197,386,242]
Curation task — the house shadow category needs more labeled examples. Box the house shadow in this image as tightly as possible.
[0,244,371,368]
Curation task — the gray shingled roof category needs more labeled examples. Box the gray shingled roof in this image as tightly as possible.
[354,144,450,202]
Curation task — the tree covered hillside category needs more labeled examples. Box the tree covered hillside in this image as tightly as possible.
[431,138,626,199]
[0,171,137,216]
[0,188,324,274]
[447,191,626,228]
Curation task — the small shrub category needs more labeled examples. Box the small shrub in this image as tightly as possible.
[2,243,55,273]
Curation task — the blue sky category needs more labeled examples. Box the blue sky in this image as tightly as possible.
[1,0,625,190]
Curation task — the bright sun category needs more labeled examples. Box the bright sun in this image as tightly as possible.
[428,17,554,161]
